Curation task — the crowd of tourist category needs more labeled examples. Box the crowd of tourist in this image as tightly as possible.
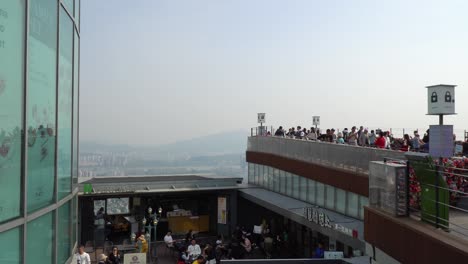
[268,125,435,152]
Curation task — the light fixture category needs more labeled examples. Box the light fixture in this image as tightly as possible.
[153,218,158,225]
[145,232,151,240]
[142,217,147,225]
[158,206,162,214]
[130,233,136,242]
[148,206,153,214]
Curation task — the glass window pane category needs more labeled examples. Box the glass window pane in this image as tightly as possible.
[359,196,369,220]
[254,165,258,185]
[280,170,286,194]
[63,0,74,15]
[26,211,54,264]
[0,227,22,263]
[27,0,58,212]
[292,175,300,199]
[106,198,129,215]
[262,166,268,188]
[307,179,316,204]
[72,30,79,185]
[347,192,359,218]
[336,188,346,214]
[286,172,292,196]
[300,176,307,201]
[0,0,24,223]
[268,167,274,190]
[248,163,254,184]
[325,186,335,209]
[258,165,264,186]
[58,202,71,263]
[57,7,74,200]
[316,182,324,206]
[273,168,280,192]
[94,200,105,215]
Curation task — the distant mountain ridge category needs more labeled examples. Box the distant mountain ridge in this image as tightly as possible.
[80,130,249,158]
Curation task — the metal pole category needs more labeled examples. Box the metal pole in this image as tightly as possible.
[435,163,440,228]
[406,161,410,217]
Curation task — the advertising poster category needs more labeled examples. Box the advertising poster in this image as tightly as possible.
[217,197,227,224]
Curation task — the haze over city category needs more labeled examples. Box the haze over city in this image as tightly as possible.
[81,0,468,146]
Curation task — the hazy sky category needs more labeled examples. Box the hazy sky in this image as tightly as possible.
[80,0,468,146]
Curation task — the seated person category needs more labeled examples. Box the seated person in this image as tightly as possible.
[164,230,174,248]
[187,239,201,259]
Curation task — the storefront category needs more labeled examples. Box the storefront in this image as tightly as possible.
[238,188,365,258]
[78,175,242,248]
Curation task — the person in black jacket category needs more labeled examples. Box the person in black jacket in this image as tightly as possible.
[107,247,121,264]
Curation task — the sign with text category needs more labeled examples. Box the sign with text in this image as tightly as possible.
[313,116,320,126]
[217,196,227,224]
[257,113,265,123]
[124,253,146,264]
[429,125,454,158]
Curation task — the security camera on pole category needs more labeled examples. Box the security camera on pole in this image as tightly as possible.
[257,113,266,136]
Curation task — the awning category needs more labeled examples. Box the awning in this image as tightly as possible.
[238,187,364,249]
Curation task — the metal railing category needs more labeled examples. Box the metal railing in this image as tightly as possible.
[376,156,468,240]
[247,136,407,174]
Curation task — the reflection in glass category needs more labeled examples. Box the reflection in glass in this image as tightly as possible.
[0,227,21,263]
[106,198,129,215]
[0,0,24,223]
[58,202,71,263]
[26,212,54,264]
[57,7,74,200]
[27,0,58,213]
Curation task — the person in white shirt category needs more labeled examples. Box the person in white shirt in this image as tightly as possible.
[187,239,201,259]
[164,230,174,247]
[76,245,91,264]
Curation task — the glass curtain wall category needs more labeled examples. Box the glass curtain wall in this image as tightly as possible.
[0,1,80,263]
[248,163,366,220]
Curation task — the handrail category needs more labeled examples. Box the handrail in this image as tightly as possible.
[247,136,407,174]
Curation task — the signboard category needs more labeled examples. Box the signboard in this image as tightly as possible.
[429,125,454,158]
[324,251,344,259]
[455,144,463,154]
[257,113,265,124]
[303,207,358,237]
[217,197,227,224]
[427,84,456,115]
[313,116,320,126]
[124,253,146,264]
[303,207,332,228]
